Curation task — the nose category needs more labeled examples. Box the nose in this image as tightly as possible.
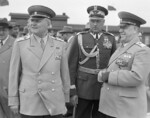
[93,22,98,26]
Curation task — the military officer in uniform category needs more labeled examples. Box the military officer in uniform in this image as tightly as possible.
[68,5,116,118]
[98,11,150,118]
[8,5,70,118]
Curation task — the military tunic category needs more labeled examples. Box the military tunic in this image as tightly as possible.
[8,34,70,116]
[68,30,116,100]
[99,36,150,118]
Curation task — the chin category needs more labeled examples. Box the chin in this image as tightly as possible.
[92,30,99,33]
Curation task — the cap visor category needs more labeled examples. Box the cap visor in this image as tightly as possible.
[30,15,48,19]
[89,17,103,20]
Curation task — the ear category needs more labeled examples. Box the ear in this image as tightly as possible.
[48,24,52,29]
[45,18,52,29]
[134,26,139,33]
[102,19,105,24]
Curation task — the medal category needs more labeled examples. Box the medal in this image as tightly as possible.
[116,53,132,67]
[103,36,112,49]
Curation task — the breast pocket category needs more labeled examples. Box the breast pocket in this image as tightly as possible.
[83,44,95,53]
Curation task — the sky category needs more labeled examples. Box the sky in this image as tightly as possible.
[0,0,150,27]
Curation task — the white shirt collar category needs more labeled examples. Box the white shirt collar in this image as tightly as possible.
[90,32,101,39]
[34,34,48,45]
[2,35,9,45]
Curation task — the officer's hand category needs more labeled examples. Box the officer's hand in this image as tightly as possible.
[70,95,78,106]
[98,69,107,82]
[10,105,19,114]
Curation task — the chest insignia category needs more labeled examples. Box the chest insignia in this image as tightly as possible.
[116,52,132,67]
[103,36,112,49]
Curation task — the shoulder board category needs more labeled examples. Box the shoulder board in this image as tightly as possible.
[16,36,29,42]
[103,31,114,36]
[76,31,88,36]
[54,37,64,42]
[136,42,146,47]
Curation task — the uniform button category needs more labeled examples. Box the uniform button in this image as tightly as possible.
[38,72,41,75]
[51,72,55,75]
[38,80,42,84]
[52,88,55,92]
[107,87,109,90]
[51,80,55,83]
[111,70,114,72]
[38,88,42,92]
[2,61,5,63]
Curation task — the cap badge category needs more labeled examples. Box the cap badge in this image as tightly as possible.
[94,6,97,11]
[34,12,37,15]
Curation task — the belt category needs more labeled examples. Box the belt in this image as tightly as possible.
[78,66,101,75]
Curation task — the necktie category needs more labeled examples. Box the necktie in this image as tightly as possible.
[40,38,45,50]
[0,40,3,48]
[96,34,99,40]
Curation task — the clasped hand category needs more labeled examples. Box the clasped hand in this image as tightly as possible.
[97,69,107,82]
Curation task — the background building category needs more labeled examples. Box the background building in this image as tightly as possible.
[9,12,150,45]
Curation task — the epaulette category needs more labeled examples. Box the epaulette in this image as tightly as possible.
[76,31,88,36]
[16,35,29,42]
[136,42,146,47]
[55,37,64,42]
[103,31,114,36]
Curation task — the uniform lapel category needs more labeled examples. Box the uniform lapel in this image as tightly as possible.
[0,36,14,54]
[108,37,139,66]
[38,36,55,71]
[28,34,43,59]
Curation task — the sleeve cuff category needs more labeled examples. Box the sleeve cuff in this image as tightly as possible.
[8,96,19,106]
[64,92,70,103]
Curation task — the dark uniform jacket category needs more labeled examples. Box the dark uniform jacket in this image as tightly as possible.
[68,31,116,100]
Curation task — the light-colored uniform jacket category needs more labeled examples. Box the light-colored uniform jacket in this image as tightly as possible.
[8,34,70,116]
[99,36,150,118]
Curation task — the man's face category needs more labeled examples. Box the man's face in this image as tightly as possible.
[119,24,136,43]
[56,32,63,39]
[89,18,105,33]
[0,27,9,40]
[12,26,19,35]
[29,18,50,36]
[62,33,68,42]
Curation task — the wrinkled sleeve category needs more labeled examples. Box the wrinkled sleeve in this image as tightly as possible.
[8,40,21,106]
[61,42,70,102]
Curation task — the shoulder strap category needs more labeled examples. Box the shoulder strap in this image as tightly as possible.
[78,34,98,65]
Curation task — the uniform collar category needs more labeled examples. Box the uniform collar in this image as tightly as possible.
[90,32,102,39]
[1,35,9,45]
[33,34,48,45]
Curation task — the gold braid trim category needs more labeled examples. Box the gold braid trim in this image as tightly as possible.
[78,34,98,65]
